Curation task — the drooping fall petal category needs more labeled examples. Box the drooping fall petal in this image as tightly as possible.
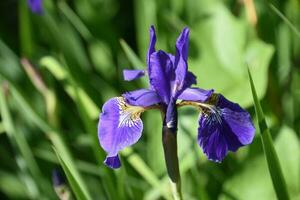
[197,94,255,162]
[98,97,144,168]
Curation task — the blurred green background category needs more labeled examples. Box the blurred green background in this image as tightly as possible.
[0,0,300,199]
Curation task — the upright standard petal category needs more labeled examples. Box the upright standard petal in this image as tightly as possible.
[27,0,43,14]
[147,26,157,68]
[172,28,190,96]
[149,51,173,104]
[98,97,144,168]
[123,89,161,107]
[175,28,189,62]
[197,94,255,162]
[123,69,145,81]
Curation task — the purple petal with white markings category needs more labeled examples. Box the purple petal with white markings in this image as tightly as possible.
[197,94,255,162]
[98,97,144,168]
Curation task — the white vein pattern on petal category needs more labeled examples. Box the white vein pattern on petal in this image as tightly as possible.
[99,97,144,156]
[116,97,143,128]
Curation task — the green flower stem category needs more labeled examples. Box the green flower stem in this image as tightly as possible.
[162,126,183,200]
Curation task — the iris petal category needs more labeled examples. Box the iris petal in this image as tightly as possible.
[104,155,121,169]
[178,87,214,102]
[147,26,157,69]
[198,117,228,162]
[123,89,161,107]
[149,51,173,104]
[197,94,255,162]
[184,71,197,88]
[175,28,189,62]
[172,28,190,96]
[123,69,145,81]
[98,97,144,168]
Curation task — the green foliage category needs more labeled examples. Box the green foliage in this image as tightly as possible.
[54,147,92,200]
[0,0,300,199]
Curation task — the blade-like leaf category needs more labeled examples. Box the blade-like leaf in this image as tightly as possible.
[58,1,93,41]
[0,86,48,198]
[248,68,290,200]
[19,0,33,57]
[120,39,144,68]
[7,85,92,200]
[269,4,300,38]
[54,147,92,200]
[122,148,171,200]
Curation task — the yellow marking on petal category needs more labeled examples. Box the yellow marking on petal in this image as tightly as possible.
[116,97,144,128]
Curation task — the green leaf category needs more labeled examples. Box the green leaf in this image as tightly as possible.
[277,24,291,84]
[5,84,92,200]
[145,111,165,176]
[269,4,300,38]
[0,40,23,82]
[40,56,100,120]
[134,0,157,58]
[0,121,4,134]
[0,170,29,199]
[0,87,52,198]
[189,2,274,107]
[19,0,33,57]
[54,147,92,200]
[120,39,144,68]
[122,148,171,200]
[248,69,290,200]
[88,40,115,78]
[220,126,300,200]
[58,1,93,41]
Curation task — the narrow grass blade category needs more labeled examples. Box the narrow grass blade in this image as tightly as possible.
[0,86,54,198]
[120,39,144,68]
[40,56,118,199]
[19,0,33,56]
[0,170,30,199]
[134,0,157,58]
[34,148,105,177]
[248,68,290,200]
[122,148,171,200]
[40,56,99,119]
[58,1,93,41]
[269,4,300,38]
[7,85,92,200]
[53,147,92,200]
[0,121,5,134]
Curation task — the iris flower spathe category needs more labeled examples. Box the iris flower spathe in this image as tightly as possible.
[98,26,255,169]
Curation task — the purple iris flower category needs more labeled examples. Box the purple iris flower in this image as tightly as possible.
[27,0,43,14]
[98,26,255,168]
